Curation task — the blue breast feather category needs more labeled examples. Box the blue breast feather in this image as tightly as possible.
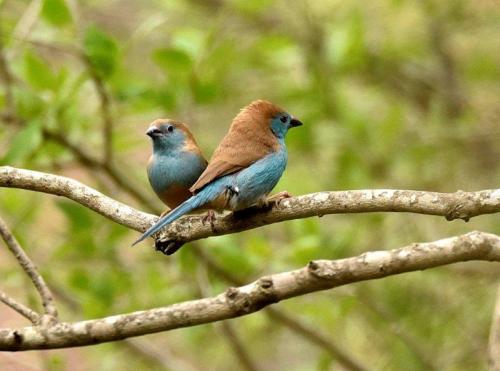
[148,151,206,194]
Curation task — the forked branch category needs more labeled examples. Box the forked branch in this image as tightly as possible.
[0,216,58,321]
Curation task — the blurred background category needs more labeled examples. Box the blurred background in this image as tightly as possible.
[0,0,499,370]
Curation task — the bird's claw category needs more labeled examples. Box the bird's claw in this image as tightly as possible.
[266,191,293,207]
[154,239,185,255]
[202,210,217,231]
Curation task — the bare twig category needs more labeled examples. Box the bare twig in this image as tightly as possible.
[489,283,500,370]
[0,291,40,324]
[194,246,369,371]
[1,166,499,246]
[0,231,497,350]
[0,216,58,319]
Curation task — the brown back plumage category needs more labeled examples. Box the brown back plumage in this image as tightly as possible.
[190,100,285,193]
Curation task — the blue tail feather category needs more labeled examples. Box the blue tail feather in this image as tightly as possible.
[132,182,223,246]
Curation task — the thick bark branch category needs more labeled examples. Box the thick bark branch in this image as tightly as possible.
[1,166,499,248]
[0,216,58,319]
[0,231,497,351]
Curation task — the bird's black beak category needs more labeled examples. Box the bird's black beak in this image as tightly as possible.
[289,117,303,128]
[146,127,162,138]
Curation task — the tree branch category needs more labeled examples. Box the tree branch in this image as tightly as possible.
[0,216,58,320]
[0,231,497,350]
[0,291,40,325]
[1,166,499,247]
[0,166,155,232]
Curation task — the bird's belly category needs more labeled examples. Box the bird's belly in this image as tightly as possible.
[226,149,287,210]
[157,184,192,209]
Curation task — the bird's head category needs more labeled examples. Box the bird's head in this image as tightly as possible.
[234,100,303,140]
[146,119,197,152]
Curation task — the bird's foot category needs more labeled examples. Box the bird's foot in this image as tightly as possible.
[201,210,217,231]
[155,239,185,255]
[265,191,293,207]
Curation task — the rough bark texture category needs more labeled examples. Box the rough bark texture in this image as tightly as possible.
[0,231,498,351]
[1,166,499,246]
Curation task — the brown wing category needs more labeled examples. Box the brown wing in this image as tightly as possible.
[190,101,283,193]
[189,129,275,192]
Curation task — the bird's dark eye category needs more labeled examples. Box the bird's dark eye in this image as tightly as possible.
[167,125,174,132]
[280,115,287,123]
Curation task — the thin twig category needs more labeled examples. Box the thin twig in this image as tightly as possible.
[0,216,58,319]
[0,290,40,324]
[0,231,496,350]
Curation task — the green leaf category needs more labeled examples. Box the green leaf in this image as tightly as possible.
[83,26,118,79]
[23,52,58,90]
[152,47,192,75]
[41,0,72,27]
[1,120,43,165]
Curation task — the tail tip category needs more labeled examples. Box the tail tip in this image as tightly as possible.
[131,235,146,246]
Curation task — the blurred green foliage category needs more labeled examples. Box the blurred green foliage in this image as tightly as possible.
[0,0,499,370]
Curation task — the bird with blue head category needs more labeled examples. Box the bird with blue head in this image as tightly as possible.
[145,119,207,211]
[134,100,303,248]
